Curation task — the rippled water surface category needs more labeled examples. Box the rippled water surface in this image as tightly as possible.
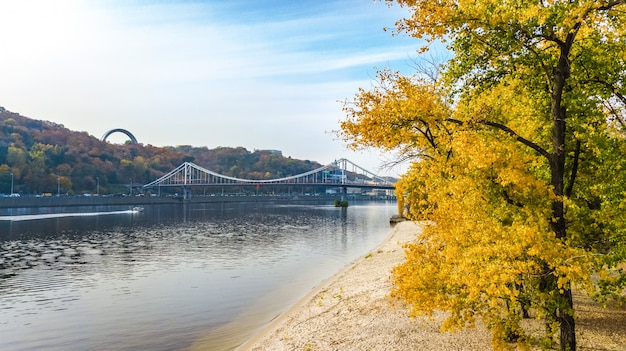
[0,201,396,350]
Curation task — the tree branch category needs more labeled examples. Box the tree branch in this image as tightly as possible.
[598,0,626,11]
[482,120,552,160]
[447,118,552,161]
[503,189,524,208]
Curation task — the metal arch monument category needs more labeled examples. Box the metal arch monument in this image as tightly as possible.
[101,128,138,144]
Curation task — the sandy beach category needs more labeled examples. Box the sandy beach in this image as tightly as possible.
[236,221,493,350]
[236,221,626,351]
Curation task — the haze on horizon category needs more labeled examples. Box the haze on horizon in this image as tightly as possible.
[0,0,439,176]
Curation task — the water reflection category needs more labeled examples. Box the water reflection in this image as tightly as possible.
[0,201,396,350]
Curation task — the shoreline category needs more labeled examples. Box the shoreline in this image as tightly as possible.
[235,222,409,350]
[234,221,626,351]
[236,221,493,350]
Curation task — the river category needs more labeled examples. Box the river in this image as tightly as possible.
[0,201,396,350]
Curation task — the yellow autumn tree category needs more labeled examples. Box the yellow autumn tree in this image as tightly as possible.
[340,1,626,350]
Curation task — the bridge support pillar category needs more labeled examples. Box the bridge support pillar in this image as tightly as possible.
[183,186,192,201]
[341,186,347,202]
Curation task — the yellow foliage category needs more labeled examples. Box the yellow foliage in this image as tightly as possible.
[341,1,626,349]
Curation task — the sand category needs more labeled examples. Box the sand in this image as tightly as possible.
[236,221,492,350]
[235,221,626,351]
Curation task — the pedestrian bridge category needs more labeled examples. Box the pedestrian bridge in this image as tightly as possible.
[143,159,395,192]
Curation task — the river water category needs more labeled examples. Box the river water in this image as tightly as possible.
[0,201,396,350]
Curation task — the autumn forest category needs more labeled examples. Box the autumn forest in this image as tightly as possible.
[0,107,322,196]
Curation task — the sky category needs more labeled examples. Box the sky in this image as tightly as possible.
[0,0,432,177]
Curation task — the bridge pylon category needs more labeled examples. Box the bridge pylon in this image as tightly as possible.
[183,186,192,201]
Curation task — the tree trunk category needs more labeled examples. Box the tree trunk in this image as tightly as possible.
[558,288,576,351]
[550,43,576,351]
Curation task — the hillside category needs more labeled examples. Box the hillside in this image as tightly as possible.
[0,107,323,196]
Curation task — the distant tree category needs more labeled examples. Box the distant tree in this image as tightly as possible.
[58,175,72,195]
[0,164,11,194]
[7,146,26,168]
[0,141,8,164]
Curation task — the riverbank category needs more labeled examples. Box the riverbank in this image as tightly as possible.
[235,221,492,350]
[0,194,394,209]
[235,221,626,351]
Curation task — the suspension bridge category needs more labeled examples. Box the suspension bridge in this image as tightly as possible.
[143,158,395,200]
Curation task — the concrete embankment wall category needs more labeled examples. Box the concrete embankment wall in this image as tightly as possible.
[0,195,395,209]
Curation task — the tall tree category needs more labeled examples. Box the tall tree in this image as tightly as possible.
[340,1,626,350]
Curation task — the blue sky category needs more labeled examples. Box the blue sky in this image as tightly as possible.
[0,0,431,176]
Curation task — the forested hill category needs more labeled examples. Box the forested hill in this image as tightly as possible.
[0,107,323,195]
